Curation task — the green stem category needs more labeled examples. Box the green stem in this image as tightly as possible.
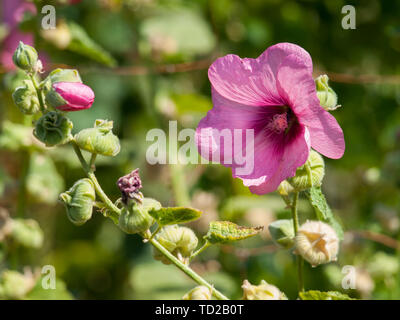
[71,141,120,221]
[149,238,228,300]
[29,74,46,113]
[190,241,211,262]
[291,192,304,294]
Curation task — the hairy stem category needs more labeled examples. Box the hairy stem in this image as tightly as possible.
[71,141,120,221]
[291,192,304,294]
[149,237,228,300]
[190,241,211,262]
[29,74,46,113]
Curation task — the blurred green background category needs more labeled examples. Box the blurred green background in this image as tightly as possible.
[0,0,400,300]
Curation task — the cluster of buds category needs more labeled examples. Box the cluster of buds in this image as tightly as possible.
[10,42,96,148]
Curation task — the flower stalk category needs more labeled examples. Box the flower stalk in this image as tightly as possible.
[291,192,305,294]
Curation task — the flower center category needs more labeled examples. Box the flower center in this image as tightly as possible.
[267,108,296,135]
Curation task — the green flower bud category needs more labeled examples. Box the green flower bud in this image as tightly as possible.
[182,286,212,300]
[74,119,120,156]
[277,180,294,196]
[288,150,325,192]
[315,75,340,111]
[12,42,38,72]
[33,111,73,147]
[11,218,44,249]
[153,225,198,265]
[118,200,154,234]
[268,219,295,249]
[0,270,36,300]
[241,280,287,300]
[12,80,40,115]
[40,68,82,94]
[59,178,96,226]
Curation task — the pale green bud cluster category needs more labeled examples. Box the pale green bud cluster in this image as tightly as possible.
[153,225,198,265]
[74,120,120,156]
[33,111,73,147]
[59,178,96,226]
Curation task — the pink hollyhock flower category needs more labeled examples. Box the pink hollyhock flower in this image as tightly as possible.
[48,82,95,112]
[196,43,345,194]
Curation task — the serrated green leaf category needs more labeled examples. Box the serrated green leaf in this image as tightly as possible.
[67,21,117,67]
[306,187,344,239]
[148,207,202,226]
[204,221,263,244]
[299,290,354,300]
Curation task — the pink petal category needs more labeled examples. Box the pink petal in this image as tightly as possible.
[249,126,311,194]
[276,54,345,159]
[196,88,284,181]
[54,82,95,111]
[208,42,312,107]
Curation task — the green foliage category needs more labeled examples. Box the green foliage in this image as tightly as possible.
[299,290,354,300]
[67,21,117,67]
[204,221,263,244]
[148,207,202,226]
[27,153,64,204]
[305,187,344,240]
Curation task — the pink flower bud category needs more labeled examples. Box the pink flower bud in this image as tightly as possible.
[48,82,95,112]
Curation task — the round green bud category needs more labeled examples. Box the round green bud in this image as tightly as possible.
[59,178,96,226]
[33,111,73,147]
[74,119,120,156]
[182,286,212,300]
[11,218,44,249]
[12,80,40,115]
[288,150,325,192]
[268,219,295,249]
[153,225,198,265]
[118,201,154,234]
[12,42,38,72]
[315,75,340,111]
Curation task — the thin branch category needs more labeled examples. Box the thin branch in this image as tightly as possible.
[347,230,400,250]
